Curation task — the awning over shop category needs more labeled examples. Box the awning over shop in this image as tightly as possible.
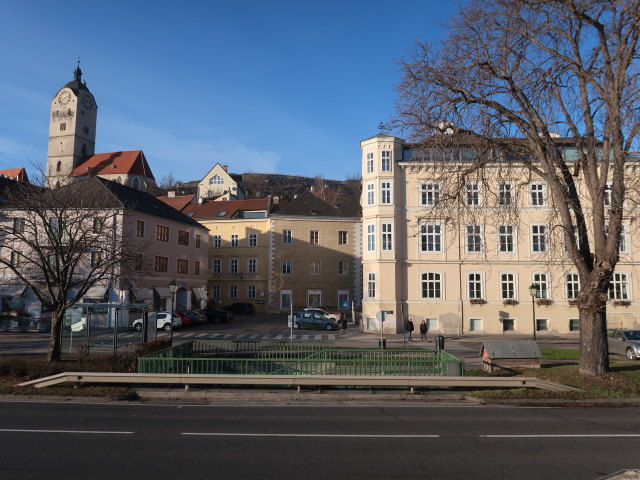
[192,287,207,300]
[132,287,154,301]
[154,286,172,298]
[84,285,107,299]
[0,284,27,297]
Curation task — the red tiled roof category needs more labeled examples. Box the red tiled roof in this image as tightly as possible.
[70,150,155,179]
[157,194,196,212]
[0,168,29,183]
[185,198,270,219]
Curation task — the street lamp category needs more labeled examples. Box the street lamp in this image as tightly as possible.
[169,279,177,346]
[529,284,539,340]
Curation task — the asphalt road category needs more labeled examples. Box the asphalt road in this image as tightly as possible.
[0,401,639,479]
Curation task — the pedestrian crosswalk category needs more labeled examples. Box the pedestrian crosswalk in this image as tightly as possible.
[118,331,339,341]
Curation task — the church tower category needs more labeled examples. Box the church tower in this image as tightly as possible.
[46,63,97,187]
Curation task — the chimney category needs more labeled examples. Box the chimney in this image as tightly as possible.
[168,191,176,198]
[198,197,203,205]
[223,165,228,171]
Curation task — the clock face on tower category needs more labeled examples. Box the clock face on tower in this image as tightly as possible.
[80,94,94,110]
[58,90,72,106]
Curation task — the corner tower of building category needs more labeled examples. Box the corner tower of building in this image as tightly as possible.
[46,63,97,187]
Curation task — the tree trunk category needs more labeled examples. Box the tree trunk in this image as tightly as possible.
[47,312,62,363]
[578,302,609,376]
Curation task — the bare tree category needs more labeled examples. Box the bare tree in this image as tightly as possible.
[393,0,640,376]
[0,177,147,362]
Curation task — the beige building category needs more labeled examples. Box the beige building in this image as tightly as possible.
[361,133,640,335]
[197,163,245,200]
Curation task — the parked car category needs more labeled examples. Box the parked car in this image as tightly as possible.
[184,310,204,324]
[303,307,344,322]
[607,329,640,360]
[288,311,338,331]
[223,302,255,314]
[133,312,182,332]
[176,311,193,327]
[200,308,233,323]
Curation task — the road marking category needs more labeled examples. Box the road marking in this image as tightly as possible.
[302,335,309,340]
[0,429,133,435]
[197,333,207,337]
[275,335,284,339]
[182,432,440,438]
[315,335,322,340]
[249,335,259,339]
[482,434,640,438]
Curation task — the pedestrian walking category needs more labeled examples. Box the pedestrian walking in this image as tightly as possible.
[406,318,414,341]
[419,320,428,342]
[341,316,347,331]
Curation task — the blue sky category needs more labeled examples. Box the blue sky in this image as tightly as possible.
[0,1,460,183]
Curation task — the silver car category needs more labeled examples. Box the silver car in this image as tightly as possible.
[288,311,338,331]
[607,329,640,360]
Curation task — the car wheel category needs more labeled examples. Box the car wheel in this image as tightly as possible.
[163,323,172,332]
[626,348,636,360]
[134,323,142,332]
[325,324,334,331]
[293,322,300,329]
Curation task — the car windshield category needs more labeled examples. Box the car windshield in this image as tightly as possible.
[624,330,640,340]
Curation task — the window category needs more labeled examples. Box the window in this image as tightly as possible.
[83,126,89,135]
[338,260,349,275]
[536,319,549,332]
[209,174,224,185]
[155,256,168,272]
[498,225,514,253]
[533,272,549,299]
[56,161,61,173]
[367,273,376,298]
[212,235,222,248]
[231,234,239,247]
[309,260,320,275]
[308,290,322,308]
[229,258,238,274]
[280,290,292,310]
[502,319,515,332]
[421,272,442,299]
[338,231,348,245]
[468,273,482,299]
[12,218,25,234]
[282,260,292,275]
[604,182,612,207]
[380,181,392,204]
[500,273,516,300]
[177,259,188,274]
[248,258,257,274]
[420,183,440,206]
[470,319,482,331]
[229,285,238,300]
[367,183,375,206]
[530,183,545,206]
[498,182,512,206]
[136,220,144,238]
[60,123,66,131]
[247,285,256,299]
[426,318,439,331]
[248,233,257,247]
[366,152,374,174]
[10,252,21,267]
[194,261,200,275]
[618,225,628,254]
[212,285,221,300]
[610,273,629,300]
[195,234,201,248]
[309,230,319,244]
[466,224,482,252]
[178,230,189,246]
[156,225,169,242]
[134,253,143,271]
[381,150,391,171]
[465,182,480,206]
[420,224,441,252]
[381,223,393,251]
[283,230,292,244]
[212,258,221,274]
[132,178,139,190]
[531,225,547,252]
[367,224,375,251]
[90,251,101,268]
[569,319,580,331]
[92,218,104,234]
[566,273,580,300]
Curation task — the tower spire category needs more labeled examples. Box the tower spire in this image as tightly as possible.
[74,58,82,82]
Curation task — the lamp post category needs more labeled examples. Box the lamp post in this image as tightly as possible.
[169,279,177,346]
[529,284,539,340]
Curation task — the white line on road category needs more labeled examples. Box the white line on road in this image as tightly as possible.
[275,335,284,339]
[482,434,640,438]
[0,429,133,435]
[182,432,440,438]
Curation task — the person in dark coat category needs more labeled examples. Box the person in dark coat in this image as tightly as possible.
[340,317,347,331]
[419,320,428,342]
[406,318,414,341]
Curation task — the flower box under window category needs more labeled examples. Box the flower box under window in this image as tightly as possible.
[536,299,553,306]
[503,299,519,306]
[612,300,631,307]
[470,298,487,305]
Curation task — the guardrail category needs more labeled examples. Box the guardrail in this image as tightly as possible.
[17,372,583,392]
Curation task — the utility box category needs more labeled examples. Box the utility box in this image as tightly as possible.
[480,340,542,373]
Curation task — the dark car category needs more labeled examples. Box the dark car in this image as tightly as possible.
[185,310,204,324]
[200,308,233,323]
[223,302,255,314]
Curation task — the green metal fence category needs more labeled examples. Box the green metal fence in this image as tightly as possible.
[137,340,464,377]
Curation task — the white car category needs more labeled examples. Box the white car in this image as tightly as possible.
[303,307,343,322]
[133,312,182,332]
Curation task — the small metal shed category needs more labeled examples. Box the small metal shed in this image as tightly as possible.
[480,340,542,372]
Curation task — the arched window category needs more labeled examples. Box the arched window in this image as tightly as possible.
[56,161,62,172]
[132,178,139,190]
[209,175,224,185]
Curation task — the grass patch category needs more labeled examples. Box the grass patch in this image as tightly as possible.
[540,348,580,360]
